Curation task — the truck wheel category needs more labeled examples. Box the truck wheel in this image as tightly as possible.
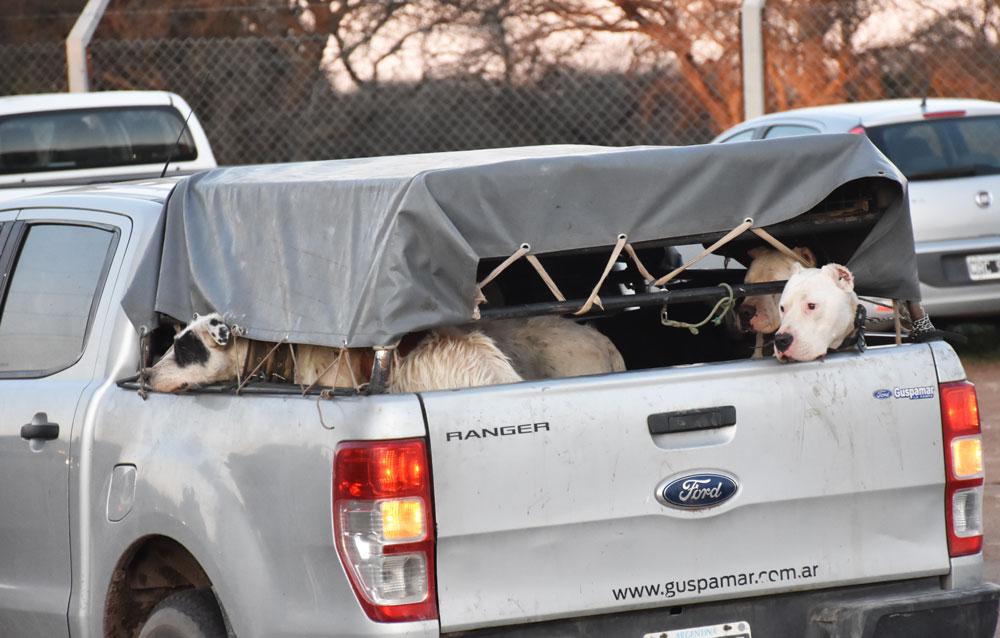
[138,588,227,638]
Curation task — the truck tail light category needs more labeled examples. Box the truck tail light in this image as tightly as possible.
[848,125,866,135]
[334,439,437,622]
[940,381,984,556]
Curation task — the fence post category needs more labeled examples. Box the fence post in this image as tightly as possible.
[66,0,111,92]
[741,0,766,119]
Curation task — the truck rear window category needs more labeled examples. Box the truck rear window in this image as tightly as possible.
[866,115,1000,181]
[0,106,196,174]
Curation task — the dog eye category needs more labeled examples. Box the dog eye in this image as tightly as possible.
[210,319,220,326]
[807,302,817,310]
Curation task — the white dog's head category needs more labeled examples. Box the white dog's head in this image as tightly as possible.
[145,312,237,392]
[773,264,859,362]
[738,246,816,334]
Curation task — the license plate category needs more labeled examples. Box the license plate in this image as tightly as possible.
[967,253,1000,281]
[643,621,751,638]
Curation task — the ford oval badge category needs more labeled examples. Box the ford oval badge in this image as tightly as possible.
[873,389,892,400]
[661,473,738,509]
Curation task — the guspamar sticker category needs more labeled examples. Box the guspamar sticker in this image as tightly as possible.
[873,386,935,400]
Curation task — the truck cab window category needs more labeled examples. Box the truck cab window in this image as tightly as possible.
[0,224,113,376]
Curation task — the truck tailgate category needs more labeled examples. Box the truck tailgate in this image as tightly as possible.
[422,344,949,632]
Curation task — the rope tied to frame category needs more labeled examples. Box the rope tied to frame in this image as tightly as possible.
[471,216,810,319]
[749,226,813,267]
[652,218,754,287]
[660,283,736,335]
[474,242,565,318]
[574,233,628,315]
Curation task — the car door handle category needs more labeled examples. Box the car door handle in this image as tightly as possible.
[21,413,59,441]
[648,406,736,435]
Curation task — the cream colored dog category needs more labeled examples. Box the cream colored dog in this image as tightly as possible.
[773,264,859,362]
[739,246,816,334]
[479,316,626,380]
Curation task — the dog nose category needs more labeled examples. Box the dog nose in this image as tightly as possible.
[738,304,755,324]
[774,332,793,352]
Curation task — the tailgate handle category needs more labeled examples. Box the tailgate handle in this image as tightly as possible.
[648,406,736,435]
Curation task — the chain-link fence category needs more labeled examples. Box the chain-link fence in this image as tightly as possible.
[1,1,998,166]
[86,36,714,165]
[0,41,67,96]
[763,0,1000,113]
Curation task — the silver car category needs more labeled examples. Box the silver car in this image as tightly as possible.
[713,98,1000,318]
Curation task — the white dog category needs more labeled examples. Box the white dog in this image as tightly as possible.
[773,263,859,362]
[145,313,623,393]
[479,316,625,380]
[739,246,816,335]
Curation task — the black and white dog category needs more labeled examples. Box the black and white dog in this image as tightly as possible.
[145,312,626,394]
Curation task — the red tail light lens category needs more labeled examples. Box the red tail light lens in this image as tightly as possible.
[940,381,984,556]
[334,439,437,622]
[848,125,866,135]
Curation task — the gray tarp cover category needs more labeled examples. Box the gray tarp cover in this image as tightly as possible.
[123,135,917,347]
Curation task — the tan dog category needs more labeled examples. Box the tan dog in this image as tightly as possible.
[774,264,859,362]
[739,247,817,335]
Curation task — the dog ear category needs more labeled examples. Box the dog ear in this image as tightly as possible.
[794,247,817,267]
[747,247,770,259]
[192,312,200,321]
[822,263,854,292]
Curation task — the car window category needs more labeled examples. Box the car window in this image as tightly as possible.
[720,129,756,143]
[0,106,196,175]
[763,125,818,139]
[0,224,115,376]
[866,115,1000,181]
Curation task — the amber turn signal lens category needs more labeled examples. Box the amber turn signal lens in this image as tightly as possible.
[951,436,983,479]
[380,498,426,542]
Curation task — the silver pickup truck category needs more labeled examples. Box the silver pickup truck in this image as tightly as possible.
[1,140,998,638]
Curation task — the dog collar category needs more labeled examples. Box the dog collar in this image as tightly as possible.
[830,304,867,354]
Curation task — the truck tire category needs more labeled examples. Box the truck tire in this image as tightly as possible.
[138,588,227,638]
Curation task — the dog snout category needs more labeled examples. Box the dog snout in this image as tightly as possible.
[774,332,793,353]
[217,326,230,344]
[738,303,756,324]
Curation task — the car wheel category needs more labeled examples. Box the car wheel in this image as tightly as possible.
[138,588,227,638]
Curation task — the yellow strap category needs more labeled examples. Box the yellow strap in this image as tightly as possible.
[525,253,566,301]
[652,218,754,287]
[749,227,811,267]
[476,243,532,303]
[575,234,628,315]
[623,243,656,283]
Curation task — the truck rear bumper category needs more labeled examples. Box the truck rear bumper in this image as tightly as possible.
[443,578,1000,638]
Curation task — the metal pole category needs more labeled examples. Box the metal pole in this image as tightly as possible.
[478,281,787,321]
[66,0,111,92]
[741,0,767,120]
